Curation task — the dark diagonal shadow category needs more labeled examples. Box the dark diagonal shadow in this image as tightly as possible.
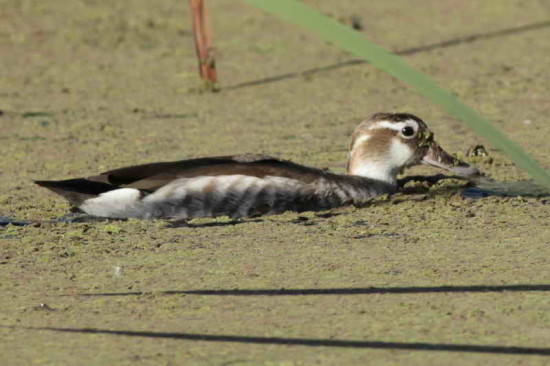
[73,284,550,298]
[3,326,549,355]
[166,218,263,228]
[225,20,550,90]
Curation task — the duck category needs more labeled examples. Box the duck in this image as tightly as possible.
[35,113,479,220]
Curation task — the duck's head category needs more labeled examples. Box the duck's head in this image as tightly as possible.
[346,112,479,185]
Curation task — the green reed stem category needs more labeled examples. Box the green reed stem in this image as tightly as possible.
[245,0,550,189]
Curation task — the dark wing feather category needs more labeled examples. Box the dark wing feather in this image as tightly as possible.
[87,154,332,192]
[34,179,120,206]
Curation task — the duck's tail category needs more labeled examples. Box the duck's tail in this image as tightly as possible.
[34,179,119,207]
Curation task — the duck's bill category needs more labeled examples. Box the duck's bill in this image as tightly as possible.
[421,141,479,177]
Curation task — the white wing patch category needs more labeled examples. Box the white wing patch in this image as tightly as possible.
[80,188,142,218]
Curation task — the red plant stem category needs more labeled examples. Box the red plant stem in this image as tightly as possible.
[188,0,217,85]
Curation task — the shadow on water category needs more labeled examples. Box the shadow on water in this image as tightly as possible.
[461,178,550,199]
[2,325,549,355]
[225,20,550,90]
[166,218,263,228]
[0,216,32,227]
[0,215,261,228]
[398,174,550,199]
[0,213,125,227]
[72,284,550,298]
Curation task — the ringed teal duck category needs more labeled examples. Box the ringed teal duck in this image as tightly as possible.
[35,113,478,220]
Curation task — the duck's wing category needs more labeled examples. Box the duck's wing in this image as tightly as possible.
[87,154,331,191]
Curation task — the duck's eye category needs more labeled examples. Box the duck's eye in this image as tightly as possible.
[401,126,415,137]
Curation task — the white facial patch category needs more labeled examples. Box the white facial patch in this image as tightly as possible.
[348,137,413,185]
[389,137,413,166]
[369,119,419,134]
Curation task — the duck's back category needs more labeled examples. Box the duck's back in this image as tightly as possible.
[88,154,327,191]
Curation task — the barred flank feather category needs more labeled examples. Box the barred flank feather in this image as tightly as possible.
[133,174,391,220]
[141,175,309,219]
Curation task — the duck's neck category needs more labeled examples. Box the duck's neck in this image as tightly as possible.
[346,155,399,187]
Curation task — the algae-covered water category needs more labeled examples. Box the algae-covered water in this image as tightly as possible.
[1,1,549,365]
